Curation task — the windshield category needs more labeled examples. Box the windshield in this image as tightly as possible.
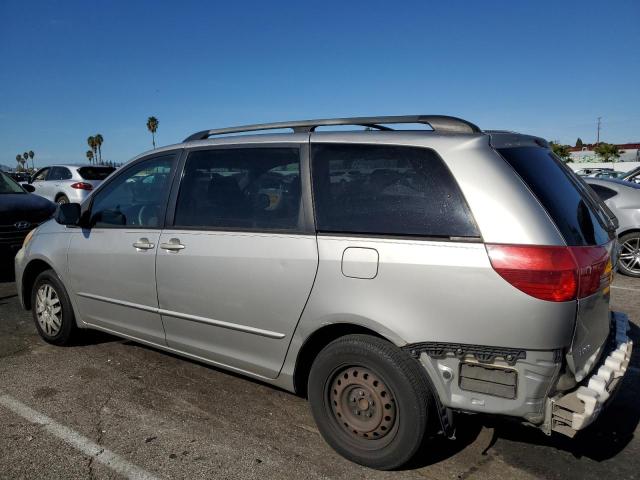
[0,172,26,194]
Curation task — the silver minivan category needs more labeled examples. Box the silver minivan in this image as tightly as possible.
[15,116,633,469]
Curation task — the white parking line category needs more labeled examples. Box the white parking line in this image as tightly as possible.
[0,394,161,480]
[612,285,640,292]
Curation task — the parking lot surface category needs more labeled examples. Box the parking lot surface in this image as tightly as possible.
[0,265,639,480]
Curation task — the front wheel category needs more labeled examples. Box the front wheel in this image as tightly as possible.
[308,334,433,470]
[618,232,640,277]
[31,270,77,345]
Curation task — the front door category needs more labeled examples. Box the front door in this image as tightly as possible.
[31,167,52,200]
[67,154,178,344]
[156,145,318,378]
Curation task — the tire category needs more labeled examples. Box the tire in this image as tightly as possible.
[308,334,432,470]
[56,195,69,205]
[31,269,77,345]
[618,232,640,277]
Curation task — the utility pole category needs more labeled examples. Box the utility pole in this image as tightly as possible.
[596,116,601,145]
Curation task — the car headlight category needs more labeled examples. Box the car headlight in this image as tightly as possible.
[22,228,36,249]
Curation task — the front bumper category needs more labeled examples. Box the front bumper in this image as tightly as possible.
[549,311,633,437]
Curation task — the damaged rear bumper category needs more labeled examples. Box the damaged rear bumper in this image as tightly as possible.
[549,311,633,437]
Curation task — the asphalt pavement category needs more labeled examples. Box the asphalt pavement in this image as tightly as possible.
[0,263,638,480]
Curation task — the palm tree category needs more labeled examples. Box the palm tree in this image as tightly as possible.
[94,134,103,164]
[146,116,159,148]
[22,153,29,171]
[16,154,22,171]
[87,136,97,164]
[594,143,624,163]
[28,150,35,170]
[86,150,94,164]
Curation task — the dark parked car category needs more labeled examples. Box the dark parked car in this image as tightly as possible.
[8,171,31,183]
[0,171,56,259]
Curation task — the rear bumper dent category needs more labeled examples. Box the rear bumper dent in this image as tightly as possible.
[550,311,633,437]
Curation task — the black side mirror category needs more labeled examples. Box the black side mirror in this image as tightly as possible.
[55,203,81,226]
[22,183,35,193]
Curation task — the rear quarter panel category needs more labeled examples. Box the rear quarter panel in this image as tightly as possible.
[291,236,576,351]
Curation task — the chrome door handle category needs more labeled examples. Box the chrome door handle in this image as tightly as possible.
[160,238,185,252]
[133,238,155,250]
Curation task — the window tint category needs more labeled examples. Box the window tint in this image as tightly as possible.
[33,168,49,181]
[588,184,617,201]
[49,167,72,181]
[311,144,479,238]
[78,166,116,180]
[90,155,174,228]
[498,147,612,246]
[174,148,301,230]
[0,172,25,194]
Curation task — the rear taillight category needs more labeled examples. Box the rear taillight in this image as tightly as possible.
[486,243,611,302]
[70,182,93,190]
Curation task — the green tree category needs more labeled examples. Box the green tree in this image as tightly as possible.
[86,150,94,164]
[575,138,583,148]
[94,134,103,164]
[549,141,572,163]
[28,150,35,170]
[16,154,23,171]
[146,116,159,148]
[594,143,623,162]
[87,136,97,163]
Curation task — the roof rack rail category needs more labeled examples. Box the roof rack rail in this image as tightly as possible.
[183,115,481,142]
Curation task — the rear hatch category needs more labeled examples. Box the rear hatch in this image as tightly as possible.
[494,143,617,381]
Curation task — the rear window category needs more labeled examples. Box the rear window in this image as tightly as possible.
[311,144,479,238]
[498,147,613,246]
[78,166,115,180]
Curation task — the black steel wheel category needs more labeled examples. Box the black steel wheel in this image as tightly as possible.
[308,334,433,470]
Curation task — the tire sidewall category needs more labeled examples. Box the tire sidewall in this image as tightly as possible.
[308,335,430,469]
[31,270,75,345]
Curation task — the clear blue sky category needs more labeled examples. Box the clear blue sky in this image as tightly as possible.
[1,0,639,168]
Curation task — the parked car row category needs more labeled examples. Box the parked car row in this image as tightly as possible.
[584,177,640,277]
[12,115,634,469]
[0,171,55,258]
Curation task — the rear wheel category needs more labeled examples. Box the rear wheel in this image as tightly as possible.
[618,232,640,277]
[31,270,77,345]
[56,195,69,205]
[308,334,432,470]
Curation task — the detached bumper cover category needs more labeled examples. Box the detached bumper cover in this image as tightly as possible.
[551,312,633,437]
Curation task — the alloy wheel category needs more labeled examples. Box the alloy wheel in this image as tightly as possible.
[619,237,640,275]
[35,283,62,336]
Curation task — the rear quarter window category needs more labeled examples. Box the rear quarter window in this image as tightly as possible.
[497,146,612,246]
[311,143,479,238]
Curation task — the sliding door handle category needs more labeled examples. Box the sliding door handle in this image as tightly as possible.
[133,238,155,250]
[160,238,185,252]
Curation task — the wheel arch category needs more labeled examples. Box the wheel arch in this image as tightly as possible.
[21,258,55,310]
[619,228,640,239]
[293,323,392,398]
[54,192,68,202]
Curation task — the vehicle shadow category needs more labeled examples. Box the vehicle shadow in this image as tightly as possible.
[72,329,120,347]
[0,256,16,282]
